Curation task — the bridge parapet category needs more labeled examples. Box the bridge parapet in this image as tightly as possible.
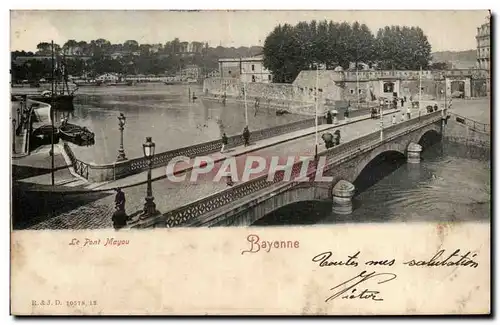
[154,110,443,228]
[63,116,325,182]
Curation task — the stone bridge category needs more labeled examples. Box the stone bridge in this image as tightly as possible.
[129,110,446,229]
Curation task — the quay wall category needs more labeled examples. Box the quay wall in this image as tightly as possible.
[204,69,490,113]
[444,114,490,148]
[203,78,322,116]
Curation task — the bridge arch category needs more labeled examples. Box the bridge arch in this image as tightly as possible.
[413,123,442,149]
[417,129,442,149]
[349,141,406,183]
[352,149,406,194]
[212,182,331,227]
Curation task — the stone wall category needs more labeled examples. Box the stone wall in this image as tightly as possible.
[203,68,490,115]
[203,77,322,115]
[444,115,490,148]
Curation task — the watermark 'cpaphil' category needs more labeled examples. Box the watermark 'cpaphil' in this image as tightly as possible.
[164,155,333,183]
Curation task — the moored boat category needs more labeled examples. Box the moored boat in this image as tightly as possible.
[59,122,95,145]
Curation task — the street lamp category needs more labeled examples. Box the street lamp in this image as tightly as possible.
[140,136,158,219]
[116,113,127,161]
[12,119,16,154]
[379,99,384,141]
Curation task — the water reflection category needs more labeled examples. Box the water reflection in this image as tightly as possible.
[254,140,490,226]
[60,84,307,164]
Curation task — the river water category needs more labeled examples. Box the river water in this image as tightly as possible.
[253,140,491,225]
[54,84,306,164]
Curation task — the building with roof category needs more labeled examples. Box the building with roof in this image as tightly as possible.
[476,15,491,70]
[218,55,272,83]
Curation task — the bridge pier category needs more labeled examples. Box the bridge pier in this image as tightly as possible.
[332,180,355,214]
[407,142,423,164]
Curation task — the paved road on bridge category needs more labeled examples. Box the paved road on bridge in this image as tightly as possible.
[26,109,418,230]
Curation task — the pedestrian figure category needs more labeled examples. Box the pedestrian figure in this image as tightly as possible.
[192,92,196,103]
[401,112,405,122]
[112,206,128,230]
[114,188,126,212]
[392,114,397,124]
[221,132,228,153]
[406,106,411,120]
[242,126,250,147]
[254,98,259,117]
[326,111,333,124]
[404,96,407,102]
[222,93,226,106]
[334,130,341,145]
[400,98,404,107]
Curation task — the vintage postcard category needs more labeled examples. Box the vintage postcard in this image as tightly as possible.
[10,10,491,315]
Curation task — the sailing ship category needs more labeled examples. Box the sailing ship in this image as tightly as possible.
[29,53,77,111]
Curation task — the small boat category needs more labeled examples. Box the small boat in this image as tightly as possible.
[276,109,290,116]
[31,125,60,143]
[59,122,95,145]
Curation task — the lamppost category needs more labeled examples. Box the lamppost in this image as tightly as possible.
[140,136,158,219]
[379,99,384,141]
[116,113,127,161]
[12,119,16,154]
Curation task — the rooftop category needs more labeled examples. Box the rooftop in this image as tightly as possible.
[219,55,264,63]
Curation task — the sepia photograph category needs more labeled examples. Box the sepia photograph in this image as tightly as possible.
[9,9,491,316]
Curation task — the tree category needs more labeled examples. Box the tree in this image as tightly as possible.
[123,40,139,52]
[36,42,53,55]
[374,25,432,70]
[263,24,302,83]
[63,39,78,54]
[350,22,375,68]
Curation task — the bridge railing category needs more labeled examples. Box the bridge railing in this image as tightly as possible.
[63,142,90,179]
[161,110,444,228]
[450,112,490,134]
[68,115,325,182]
[124,116,323,176]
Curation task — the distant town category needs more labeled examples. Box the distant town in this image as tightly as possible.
[10,17,488,88]
[10,39,263,85]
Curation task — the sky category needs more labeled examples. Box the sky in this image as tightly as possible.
[10,10,490,52]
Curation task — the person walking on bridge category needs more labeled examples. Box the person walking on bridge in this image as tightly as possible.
[221,132,228,153]
[242,126,250,147]
[114,188,126,212]
[406,105,411,120]
[112,188,128,230]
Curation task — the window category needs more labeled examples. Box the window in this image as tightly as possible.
[358,89,362,94]
[251,64,255,71]
[228,70,232,75]
[252,75,256,82]
[350,89,354,94]
[268,75,271,81]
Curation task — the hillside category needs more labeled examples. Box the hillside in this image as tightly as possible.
[431,50,476,63]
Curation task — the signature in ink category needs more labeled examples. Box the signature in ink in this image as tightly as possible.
[325,270,397,303]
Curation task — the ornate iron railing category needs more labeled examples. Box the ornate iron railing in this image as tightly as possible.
[161,111,443,227]
[124,117,324,176]
[63,142,90,179]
